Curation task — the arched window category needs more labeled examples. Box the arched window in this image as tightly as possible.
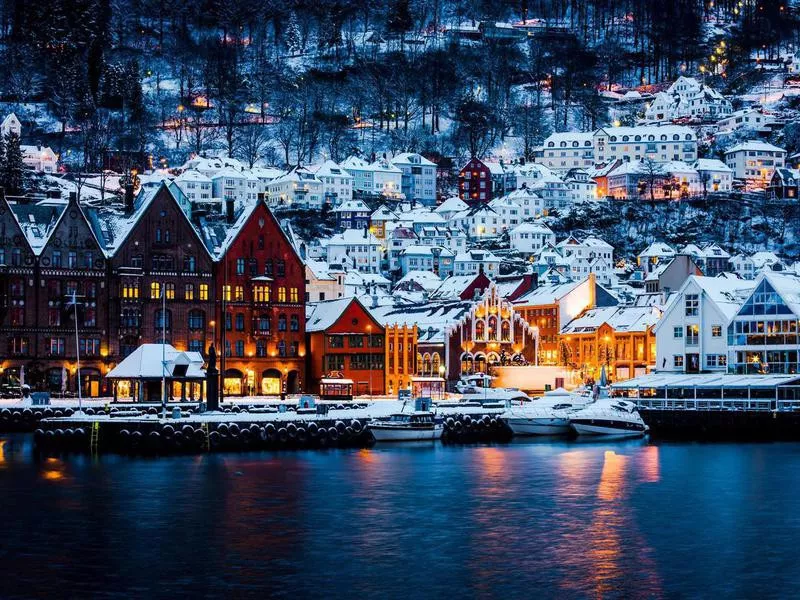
[257,314,270,333]
[672,134,679,141]
[165,282,175,300]
[422,353,432,375]
[417,353,423,374]
[278,314,287,331]
[431,353,441,376]
[256,340,267,357]
[150,282,160,299]
[475,319,485,339]
[184,284,194,300]
[501,320,511,342]
[488,315,497,339]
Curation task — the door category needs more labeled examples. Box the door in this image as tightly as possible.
[686,353,700,373]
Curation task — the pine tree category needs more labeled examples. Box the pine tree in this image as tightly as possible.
[1,133,24,195]
[285,13,302,56]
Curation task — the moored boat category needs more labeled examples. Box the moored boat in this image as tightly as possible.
[504,387,593,436]
[569,399,648,437]
[368,411,443,442]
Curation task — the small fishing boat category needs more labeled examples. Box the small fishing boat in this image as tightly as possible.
[369,411,443,442]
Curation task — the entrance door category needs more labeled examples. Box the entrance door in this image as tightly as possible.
[686,353,700,373]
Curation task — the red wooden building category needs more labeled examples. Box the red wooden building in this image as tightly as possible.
[305,297,385,396]
[208,200,306,396]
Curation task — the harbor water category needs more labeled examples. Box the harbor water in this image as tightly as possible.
[2,434,800,598]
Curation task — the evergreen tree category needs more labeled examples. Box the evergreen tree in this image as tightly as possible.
[1,132,25,195]
[285,13,302,55]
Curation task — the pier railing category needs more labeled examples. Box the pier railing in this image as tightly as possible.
[634,398,800,412]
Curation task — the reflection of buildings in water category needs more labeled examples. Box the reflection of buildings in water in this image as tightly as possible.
[637,445,660,484]
[0,439,6,467]
[588,451,627,596]
[40,456,66,481]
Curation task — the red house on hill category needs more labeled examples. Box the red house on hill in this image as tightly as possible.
[305,297,385,396]
[458,158,510,205]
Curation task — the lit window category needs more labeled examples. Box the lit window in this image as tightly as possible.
[150,282,161,299]
[199,284,209,301]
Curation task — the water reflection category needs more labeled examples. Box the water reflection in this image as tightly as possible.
[2,436,800,598]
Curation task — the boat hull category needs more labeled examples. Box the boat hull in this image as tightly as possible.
[507,418,571,436]
[570,419,647,437]
[370,425,443,442]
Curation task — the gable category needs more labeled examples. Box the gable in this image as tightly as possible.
[39,197,105,271]
[0,194,35,266]
[327,298,383,334]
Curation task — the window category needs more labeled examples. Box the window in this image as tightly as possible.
[165,282,175,300]
[150,282,161,299]
[256,340,267,357]
[236,258,245,275]
[222,285,231,302]
[11,248,21,266]
[184,256,196,273]
[79,338,101,356]
[278,314,287,331]
[83,308,96,327]
[711,325,722,337]
[249,258,258,276]
[185,284,194,300]
[49,337,66,356]
[235,340,245,357]
[155,309,172,331]
[290,341,299,357]
[277,287,286,302]
[199,284,209,301]
[52,251,62,267]
[349,335,364,348]
[235,313,245,331]
[686,325,699,346]
[254,285,270,303]
[48,308,61,327]
[326,355,345,371]
[673,326,683,338]
[706,354,727,368]
[369,334,384,347]
[10,336,30,356]
[278,340,286,357]
[290,287,299,303]
[234,285,244,302]
[225,312,232,331]
[276,260,285,277]
[188,310,204,330]
[188,340,203,353]
[121,309,140,328]
[68,251,77,268]
[10,307,24,326]
[256,314,270,332]
[685,294,699,316]
[328,335,344,348]
[85,282,97,298]
[673,355,684,368]
[290,315,299,331]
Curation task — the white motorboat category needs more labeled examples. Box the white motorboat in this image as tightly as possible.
[369,411,443,442]
[455,373,494,394]
[504,388,594,436]
[569,399,648,437]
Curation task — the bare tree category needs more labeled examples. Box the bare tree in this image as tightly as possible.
[637,158,667,202]
[235,124,270,167]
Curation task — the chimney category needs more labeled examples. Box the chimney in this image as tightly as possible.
[257,192,266,203]
[225,198,235,223]
[124,183,134,214]
[69,191,77,203]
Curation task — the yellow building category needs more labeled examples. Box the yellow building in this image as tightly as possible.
[385,324,417,394]
[559,306,659,383]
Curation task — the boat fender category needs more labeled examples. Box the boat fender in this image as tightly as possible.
[287,422,298,438]
[54,410,63,418]
[130,430,142,443]
[22,408,33,420]
[454,420,463,433]
[335,420,346,434]
[54,428,64,437]
[296,427,308,444]
[194,428,207,444]
[182,425,195,438]
[229,423,241,436]
[317,427,327,441]
[0,408,10,421]
[308,422,319,436]
[44,429,54,439]
[64,408,74,417]
[265,423,276,434]
[85,408,95,416]
[64,428,74,439]
[328,427,339,442]
[345,426,354,438]
[217,423,229,436]
[277,427,289,443]
[208,430,221,447]
[43,408,54,418]
[172,431,185,447]
[162,424,175,438]
[350,420,363,434]
[34,428,44,440]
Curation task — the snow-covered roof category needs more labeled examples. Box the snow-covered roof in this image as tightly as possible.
[391,153,436,167]
[327,228,381,245]
[394,270,442,292]
[176,169,212,183]
[9,199,65,255]
[513,279,584,305]
[332,199,370,213]
[638,242,676,258]
[597,124,696,139]
[371,204,399,220]
[725,141,786,154]
[689,275,754,320]
[510,221,554,235]
[306,258,336,281]
[402,244,455,258]
[368,300,472,342]
[435,196,469,214]
[306,298,356,332]
[106,344,205,380]
[313,159,353,179]
[344,271,391,288]
[561,305,659,334]
[693,158,733,172]
[613,372,800,390]
[430,275,484,300]
[762,272,800,316]
[454,249,500,263]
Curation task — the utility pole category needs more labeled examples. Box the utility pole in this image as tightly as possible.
[72,290,83,415]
